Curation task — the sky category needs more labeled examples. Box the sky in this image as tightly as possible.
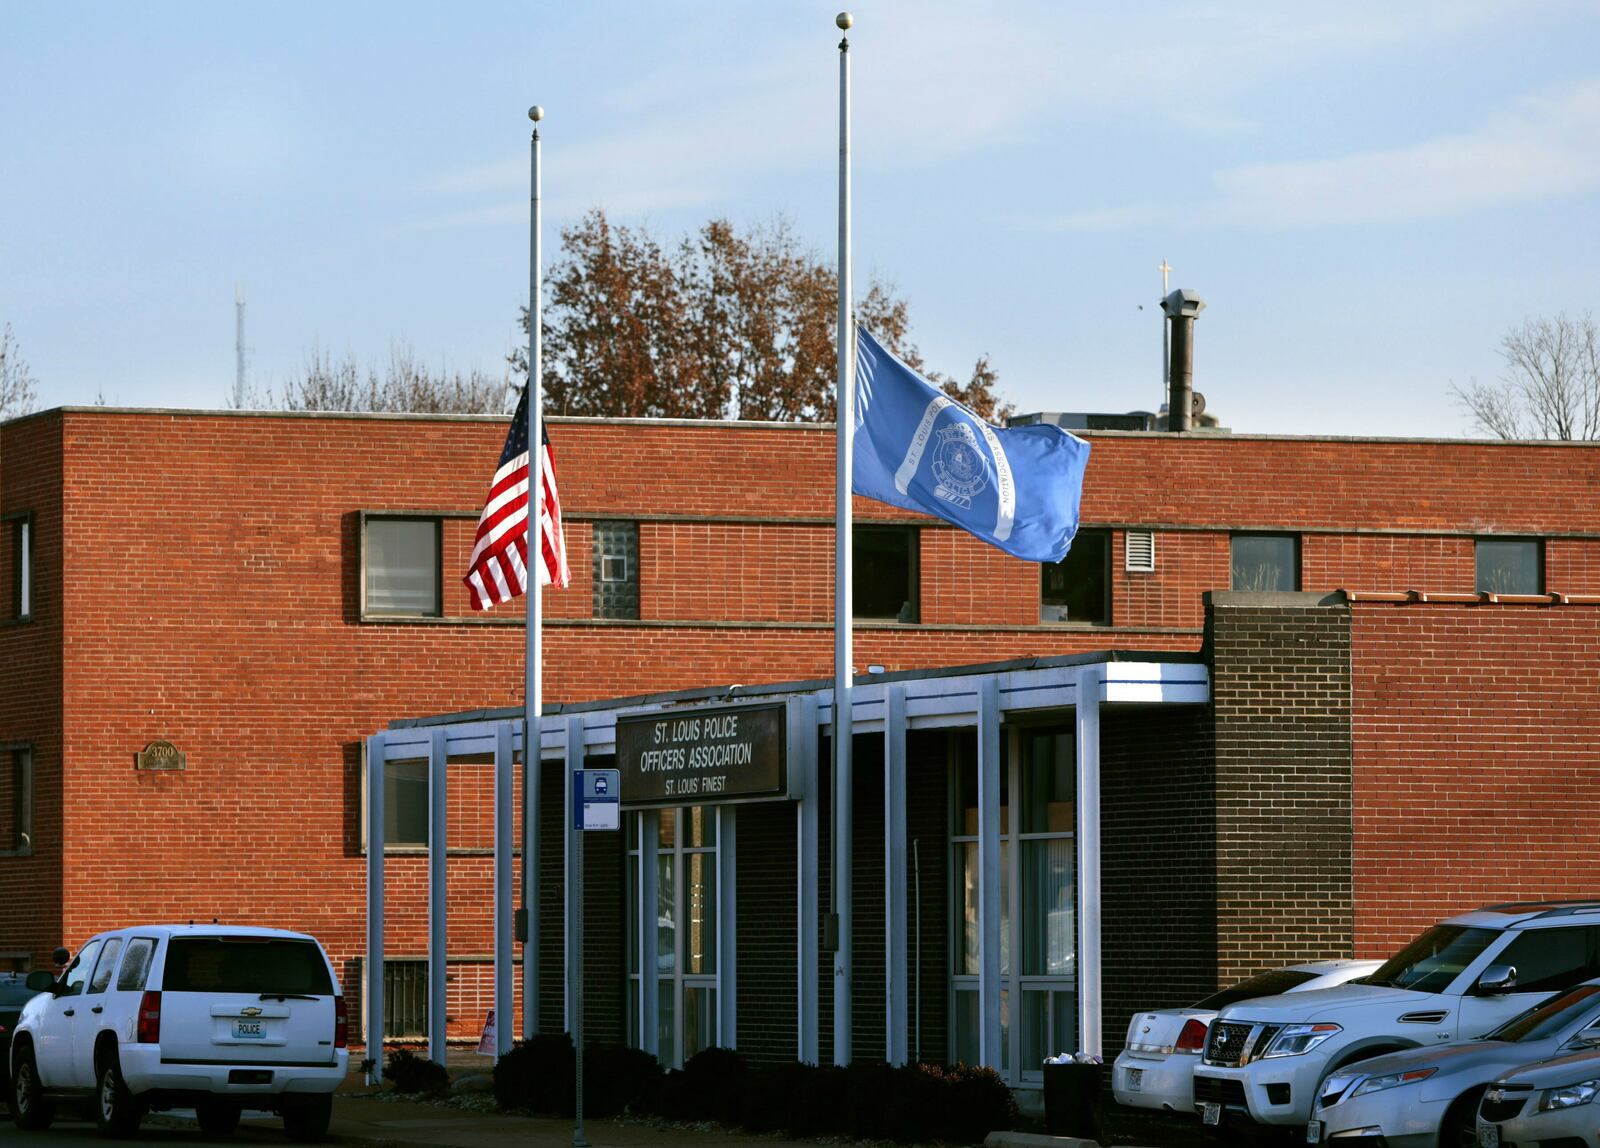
[3,0,1598,436]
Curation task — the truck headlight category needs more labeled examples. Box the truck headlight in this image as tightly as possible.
[1539,1078,1600,1111]
[1352,1067,1436,1097]
[1262,1023,1342,1059]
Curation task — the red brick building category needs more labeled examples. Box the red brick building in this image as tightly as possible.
[2,407,1598,1082]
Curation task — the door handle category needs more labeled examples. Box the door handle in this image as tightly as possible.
[63,1008,75,1016]
[92,1005,104,1014]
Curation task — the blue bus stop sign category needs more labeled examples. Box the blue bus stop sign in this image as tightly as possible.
[573,768,621,831]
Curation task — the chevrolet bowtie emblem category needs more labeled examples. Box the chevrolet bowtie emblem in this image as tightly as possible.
[240,1007,263,1017]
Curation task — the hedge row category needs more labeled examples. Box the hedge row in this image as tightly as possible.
[490,1037,1015,1144]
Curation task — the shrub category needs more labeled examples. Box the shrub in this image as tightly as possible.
[787,1064,848,1138]
[581,1043,662,1117]
[493,1032,575,1114]
[385,1048,449,1095]
[737,1062,807,1133]
[882,1063,942,1144]
[940,1062,1017,1144]
[679,1046,747,1123]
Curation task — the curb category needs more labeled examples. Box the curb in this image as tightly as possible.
[983,1133,1102,1148]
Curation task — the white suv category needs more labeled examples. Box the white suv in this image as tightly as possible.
[8,924,349,1140]
[1192,901,1600,1132]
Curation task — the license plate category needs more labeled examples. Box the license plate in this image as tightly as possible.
[1126,1067,1142,1092]
[1201,1101,1221,1126]
[1478,1121,1499,1148]
[232,1019,265,1039]
[1305,1119,1323,1144]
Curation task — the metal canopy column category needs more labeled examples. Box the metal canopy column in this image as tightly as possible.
[797,696,820,1064]
[563,717,582,1033]
[640,810,660,1060]
[1075,666,1104,1058]
[523,718,540,1038]
[494,721,514,1057]
[717,806,737,1048]
[884,685,909,1065]
[365,733,386,1082]
[977,678,1003,1069]
[427,727,447,1067]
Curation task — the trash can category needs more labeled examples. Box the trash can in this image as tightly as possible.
[1042,1061,1105,1141]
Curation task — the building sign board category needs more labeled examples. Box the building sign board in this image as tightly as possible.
[135,740,186,771]
[615,702,787,806]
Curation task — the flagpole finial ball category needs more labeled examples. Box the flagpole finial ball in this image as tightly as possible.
[836,12,853,29]
[528,106,544,123]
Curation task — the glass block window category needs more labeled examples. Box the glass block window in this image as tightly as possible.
[1476,539,1543,595]
[593,521,640,620]
[365,516,441,616]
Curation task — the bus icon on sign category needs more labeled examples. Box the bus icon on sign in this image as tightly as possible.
[594,776,609,795]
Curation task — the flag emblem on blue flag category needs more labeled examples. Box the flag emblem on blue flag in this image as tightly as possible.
[853,326,1091,564]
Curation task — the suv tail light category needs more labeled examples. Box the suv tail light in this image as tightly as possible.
[334,995,348,1049]
[1175,1018,1208,1053]
[137,990,161,1043]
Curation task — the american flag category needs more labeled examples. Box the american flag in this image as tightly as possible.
[463,388,570,610]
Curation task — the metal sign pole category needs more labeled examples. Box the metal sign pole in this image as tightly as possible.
[573,821,586,1147]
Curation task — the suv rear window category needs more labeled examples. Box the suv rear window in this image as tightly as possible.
[1192,969,1319,1010]
[163,938,333,996]
[1366,925,1498,993]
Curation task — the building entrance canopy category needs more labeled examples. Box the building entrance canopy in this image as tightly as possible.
[364,652,1208,1081]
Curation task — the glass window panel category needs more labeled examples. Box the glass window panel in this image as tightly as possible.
[683,985,716,1059]
[1040,530,1110,624]
[1021,988,1050,1073]
[1052,991,1078,1059]
[659,808,677,849]
[626,858,639,975]
[957,841,1009,976]
[687,852,716,975]
[88,938,123,995]
[1000,987,1010,1072]
[657,979,675,1067]
[685,805,715,848]
[1230,534,1298,592]
[366,518,440,616]
[1022,731,1074,833]
[1022,838,1076,976]
[656,855,676,974]
[1477,539,1542,594]
[956,743,1008,836]
[384,760,429,846]
[854,526,918,621]
[953,988,979,1066]
[116,938,156,991]
[627,978,640,1048]
[626,813,639,851]
[64,940,103,996]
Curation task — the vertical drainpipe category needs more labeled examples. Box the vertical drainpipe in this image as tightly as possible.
[1161,289,1206,432]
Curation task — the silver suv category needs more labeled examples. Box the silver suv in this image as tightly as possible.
[9,924,348,1140]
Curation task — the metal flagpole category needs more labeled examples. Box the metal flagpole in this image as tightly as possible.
[832,9,855,1068]
[524,103,545,1042]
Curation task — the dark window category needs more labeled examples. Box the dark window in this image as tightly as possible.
[1492,927,1600,995]
[3,513,30,621]
[364,516,441,616]
[116,938,156,991]
[1477,539,1543,594]
[1491,983,1600,1043]
[1191,969,1319,1010]
[356,957,428,1039]
[1365,925,1499,993]
[855,526,918,622]
[593,521,640,620]
[1231,533,1299,592]
[163,937,333,995]
[87,938,123,995]
[0,744,32,856]
[384,759,429,847]
[1041,530,1110,624]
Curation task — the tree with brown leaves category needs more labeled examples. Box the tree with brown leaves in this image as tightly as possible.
[515,210,1010,423]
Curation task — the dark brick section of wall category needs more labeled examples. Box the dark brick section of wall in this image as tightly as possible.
[734,799,799,1067]
[1205,592,1355,983]
[1101,705,1216,1055]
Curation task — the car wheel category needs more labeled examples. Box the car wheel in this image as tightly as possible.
[11,1043,55,1130]
[95,1058,144,1138]
[281,1093,332,1143]
[1438,1086,1487,1148]
[195,1097,242,1137]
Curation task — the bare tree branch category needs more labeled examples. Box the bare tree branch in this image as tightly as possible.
[248,342,510,413]
[0,324,39,420]
[1455,312,1600,440]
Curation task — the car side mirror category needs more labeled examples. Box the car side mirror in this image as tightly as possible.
[1476,964,1518,994]
[25,969,58,993]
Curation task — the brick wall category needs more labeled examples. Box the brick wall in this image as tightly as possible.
[1349,601,1600,958]
[1101,704,1215,1053]
[1205,592,1355,983]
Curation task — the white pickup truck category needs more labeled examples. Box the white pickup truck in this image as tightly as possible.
[1192,901,1600,1131]
[9,924,349,1140]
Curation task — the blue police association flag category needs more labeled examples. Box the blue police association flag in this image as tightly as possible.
[853,326,1091,564]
